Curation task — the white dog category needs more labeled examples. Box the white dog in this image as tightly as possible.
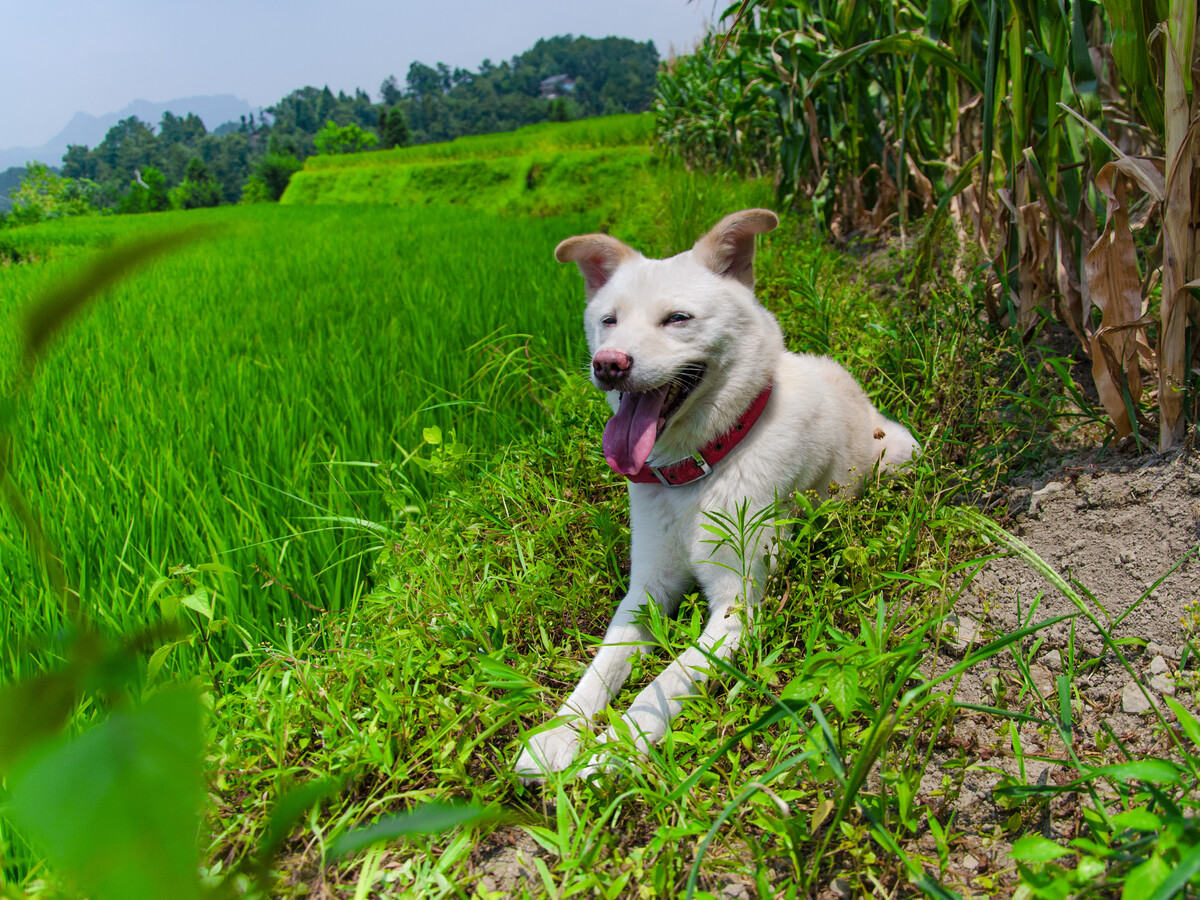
[515,209,918,780]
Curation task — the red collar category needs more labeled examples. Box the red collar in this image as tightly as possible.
[622,382,773,486]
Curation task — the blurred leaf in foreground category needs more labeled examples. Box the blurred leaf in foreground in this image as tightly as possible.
[7,688,205,900]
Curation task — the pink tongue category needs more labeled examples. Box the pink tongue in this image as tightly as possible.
[603,387,669,475]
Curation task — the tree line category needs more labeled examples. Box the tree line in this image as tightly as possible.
[2,35,658,225]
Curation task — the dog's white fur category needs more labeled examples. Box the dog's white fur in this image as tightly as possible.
[514,209,918,780]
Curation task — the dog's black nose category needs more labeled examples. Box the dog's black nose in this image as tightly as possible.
[592,349,631,386]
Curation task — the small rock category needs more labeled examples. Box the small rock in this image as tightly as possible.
[1149,655,1169,675]
[1029,482,1066,515]
[1149,674,1177,697]
[944,612,981,650]
[1118,550,1135,565]
[831,877,853,898]
[720,882,752,900]
[1147,642,1176,661]
[1029,664,1055,695]
[961,853,980,872]
[1042,649,1063,671]
[1123,681,1157,714]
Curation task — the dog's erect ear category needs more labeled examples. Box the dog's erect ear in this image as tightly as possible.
[555,234,639,298]
[692,209,779,288]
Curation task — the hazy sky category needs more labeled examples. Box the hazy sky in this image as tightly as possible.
[3,0,715,149]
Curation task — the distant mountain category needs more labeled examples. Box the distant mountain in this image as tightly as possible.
[0,95,253,171]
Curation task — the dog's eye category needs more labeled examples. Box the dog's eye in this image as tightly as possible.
[601,314,617,326]
[664,312,692,325]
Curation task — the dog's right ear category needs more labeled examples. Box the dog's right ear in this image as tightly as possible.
[555,234,638,299]
[692,209,779,288]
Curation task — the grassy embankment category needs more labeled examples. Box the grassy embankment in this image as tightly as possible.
[2,115,1194,899]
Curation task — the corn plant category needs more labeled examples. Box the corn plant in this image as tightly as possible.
[658,0,1200,451]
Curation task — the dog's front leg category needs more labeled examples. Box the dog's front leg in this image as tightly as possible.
[515,564,688,781]
[595,544,770,765]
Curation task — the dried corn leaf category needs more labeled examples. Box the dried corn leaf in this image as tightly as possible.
[1017,201,1052,336]
[1055,222,1089,352]
[1085,162,1147,438]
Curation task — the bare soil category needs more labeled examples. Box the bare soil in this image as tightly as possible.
[919,442,1200,896]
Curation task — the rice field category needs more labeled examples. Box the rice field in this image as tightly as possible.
[0,202,594,673]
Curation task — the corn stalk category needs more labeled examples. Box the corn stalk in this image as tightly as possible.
[1158,0,1199,449]
[658,0,1200,450]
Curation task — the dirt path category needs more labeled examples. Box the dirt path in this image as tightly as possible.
[918,446,1200,893]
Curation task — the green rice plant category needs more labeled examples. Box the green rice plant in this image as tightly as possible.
[0,203,597,674]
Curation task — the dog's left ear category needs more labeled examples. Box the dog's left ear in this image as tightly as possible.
[692,209,779,288]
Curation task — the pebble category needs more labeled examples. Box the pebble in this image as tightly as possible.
[1147,642,1176,661]
[1149,655,1169,675]
[1149,674,1177,697]
[1122,680,1157,714]
[1029,481,1066,515]
[830,877,853,898]
[1042,649,1063,671]
[944,612,981,650]
[1029,664,1055,695]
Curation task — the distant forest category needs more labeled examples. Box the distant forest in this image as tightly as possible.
[24,35,658,212]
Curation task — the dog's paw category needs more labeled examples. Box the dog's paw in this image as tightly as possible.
[514,724,582,783]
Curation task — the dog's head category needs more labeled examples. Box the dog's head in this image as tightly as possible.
[556,209,782,475]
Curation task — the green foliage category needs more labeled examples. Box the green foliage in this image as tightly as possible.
[168,157,222,210]
[238,174,272,204]
[117,165,170,214]
[7,162,99,226]
[47,34,657,211]
[6,114,1197,898]
[248,151,302,201]
[313,119,380,155]
[379,106,411,150]
[390,35,658,145]
[8,690,205,900]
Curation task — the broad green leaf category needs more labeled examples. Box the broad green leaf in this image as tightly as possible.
[1146,842,1200,900]
[8,689,205,900]
[808,33,985,94]
[825,665,859,718]
[146,638,192,683]
[1112,807,1163,832]
[1165,695,1200,748]
[180,589,212,621]
[1010,834,1070,862]
[1125,855,1171,900]
[0,670,80,773]
[423,425,442,445]
[782,675,821,702]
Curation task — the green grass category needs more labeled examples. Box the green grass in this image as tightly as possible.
[281,114,666,220]
[283,146,658,219]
